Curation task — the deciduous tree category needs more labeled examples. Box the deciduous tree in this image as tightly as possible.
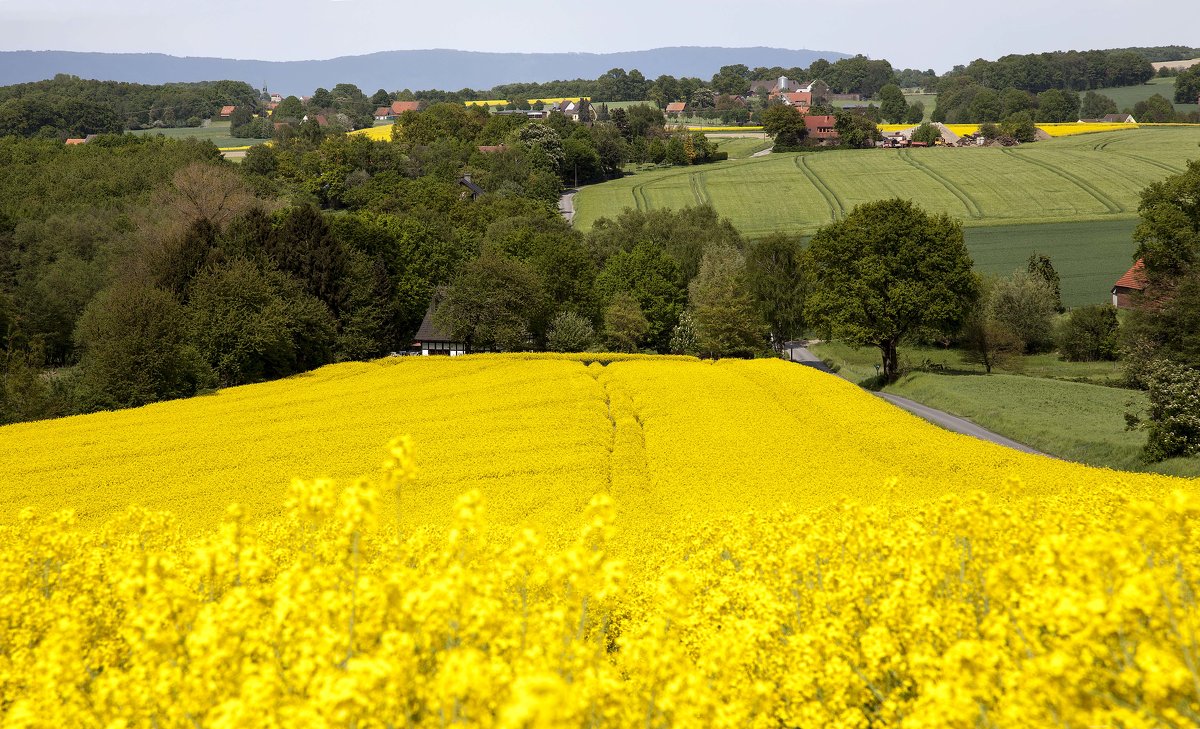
[807,199,978,380]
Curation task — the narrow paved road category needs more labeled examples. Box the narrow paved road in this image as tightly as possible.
[782,342,1051,457]
[558,189,576,225]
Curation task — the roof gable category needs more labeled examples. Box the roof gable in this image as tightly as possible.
[391,101,422,114]
[1114,259,1148,291]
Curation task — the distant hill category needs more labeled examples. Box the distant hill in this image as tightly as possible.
[0,47,850,96]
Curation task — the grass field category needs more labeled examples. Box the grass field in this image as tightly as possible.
[128,120,270,149]
[964,219,1137,307]
[809,341,1200,478]
[1095,77,1199,115]
[575,126,1199,304]
[711,135,771,158]
[903,92,937,120]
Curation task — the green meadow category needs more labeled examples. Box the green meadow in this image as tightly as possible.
[128,121,269,149]
[575,126,1200,305]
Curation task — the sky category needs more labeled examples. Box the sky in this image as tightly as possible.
[0,0,1195,72]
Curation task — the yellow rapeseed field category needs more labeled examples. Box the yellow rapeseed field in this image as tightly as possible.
[347,125,395,142]
[3,354,1199,726]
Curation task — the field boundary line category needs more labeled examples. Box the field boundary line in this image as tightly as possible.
[1000,149,1123,214]
[897,150,983,219]
[794,155,845,222]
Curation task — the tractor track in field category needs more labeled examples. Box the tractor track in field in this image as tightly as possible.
[1103,151,1186,176]
[689,172,711,206]
[1000,148,1124,214]
[897,150,983,219]
[794,155,845,222]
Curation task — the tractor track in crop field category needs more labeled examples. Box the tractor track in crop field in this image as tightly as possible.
[630,182,649,211]
[689,172,711,206]
[1000,149,1124,214]
[897,150,983,219]
[1104,151,1185,176]
[794,155,845,222]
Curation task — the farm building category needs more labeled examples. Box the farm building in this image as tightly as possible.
[373,106,391,120]
[1080,113,1137,124]
[782,92,812,109]
[1112,259,1148,308]
[796,80,831,101]
[665,101,687,115]
[804,115,838,143]
[64,138,86,145]
[218,105,236,119]
[412,302,465,356]
[391,101,422,115]
[552,99,591,122]
[751,76,801,96]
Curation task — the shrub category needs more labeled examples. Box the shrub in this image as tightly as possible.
[1058,305,1120,361]
[1127,360,1200,462]
[989,271,1058,353]
[547,311,595,352]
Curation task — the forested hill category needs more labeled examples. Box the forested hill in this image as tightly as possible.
[0,47,850,95]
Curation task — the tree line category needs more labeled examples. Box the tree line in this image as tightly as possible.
[0,76,261,138]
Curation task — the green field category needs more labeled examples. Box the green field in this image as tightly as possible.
[575,126,1200,304]
[711,135,771,159]
[128,121,269,149]
[903,93,937,120]
[1095,77,1199,115]
[808,342,1200,478]
[964,219,1137,307]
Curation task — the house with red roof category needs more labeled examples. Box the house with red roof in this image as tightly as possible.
[391,101,422,115]
[804,115,838,144]
[782,92,812,110]
[219,105,236,119]
[665,101,687,115]
[1112,259,1148,308]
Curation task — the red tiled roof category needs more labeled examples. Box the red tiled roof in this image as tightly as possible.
[784,92,811,106]
[374,106,390,116]
[220,105,236,116]
[1114,259,1148,291]
[64,138,86,145]
[391,101,421,114]
[665,102,687,113]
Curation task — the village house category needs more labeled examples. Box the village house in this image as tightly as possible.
[665,101,687,116]
[781,91,811,110]
[804,114,839,144]
[457,174,485,201]
[218,105,236,119]
[390,100,422,115]
[412,302,466,356]
[1112,259,1148,308]
[551,99,592,122]
[795,80,831,102]
[373,106,391,121]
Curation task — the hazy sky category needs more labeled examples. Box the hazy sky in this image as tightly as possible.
[1,0,1195,72]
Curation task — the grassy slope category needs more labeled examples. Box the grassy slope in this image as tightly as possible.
[1095,77,1199,114]
[576,127,1200,305]
[809,341,1200,478]
[575,127,1200,235]
[128,121,269,149]
[712,136,772,159]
